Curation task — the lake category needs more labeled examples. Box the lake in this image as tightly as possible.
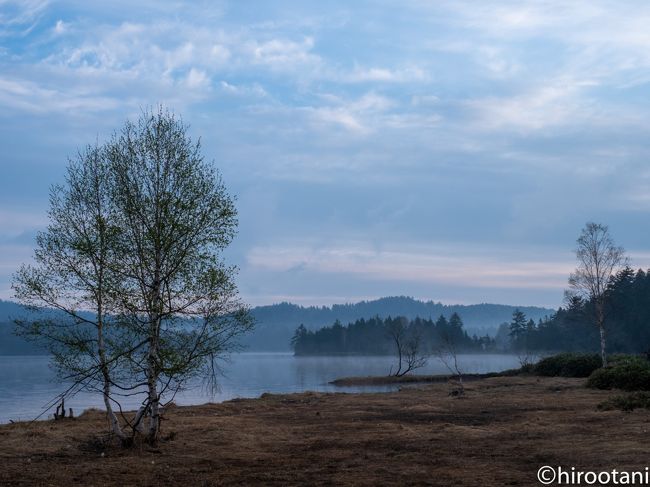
[0,353,522,423]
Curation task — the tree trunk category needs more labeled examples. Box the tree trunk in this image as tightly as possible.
[146,311,161,444]
[102,392,123,439]
[102,377,125,439]
[599,324,607,368]
[98,312,125,440]
[132,406,147,433]
[147,381,160,443]
[596,302,608,367]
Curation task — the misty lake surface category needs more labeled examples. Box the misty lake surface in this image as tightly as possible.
[0,353,522,423]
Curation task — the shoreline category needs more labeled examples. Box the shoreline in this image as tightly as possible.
[1,375,645,486]
[0,353,524,424]
[329,370,517,386]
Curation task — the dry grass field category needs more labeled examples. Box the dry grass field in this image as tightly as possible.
[0,376,647,486]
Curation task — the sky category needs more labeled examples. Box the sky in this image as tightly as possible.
[1,0,649,309]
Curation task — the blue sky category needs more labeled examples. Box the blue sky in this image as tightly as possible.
[1,0,650,308]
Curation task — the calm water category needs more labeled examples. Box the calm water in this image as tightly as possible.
[0,353,521,423]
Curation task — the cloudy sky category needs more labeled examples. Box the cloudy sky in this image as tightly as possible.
[1,1,649,308]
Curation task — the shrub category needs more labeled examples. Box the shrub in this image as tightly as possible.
[533,353,602,378]
[587,359,650,391]
[608,354,649,367]
[598,392,650,411]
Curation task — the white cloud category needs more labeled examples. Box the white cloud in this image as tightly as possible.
[247,36,321,72]
[247,241,573,291]
[53,19,66,35]
[308,106,365,133]
[220,81,267,97]
[185,67,210,90]
[467,78,601,132]
[0,77,118,114]
[304,92,396,134]
[410,95,438,106]
[210,44,230,63]
[342,66,428,83]
[0,0,49,36]
[3,0,650,308]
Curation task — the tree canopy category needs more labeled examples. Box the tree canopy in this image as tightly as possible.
[13,107,253,443]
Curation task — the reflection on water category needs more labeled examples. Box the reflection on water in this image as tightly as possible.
[0,353,522,423]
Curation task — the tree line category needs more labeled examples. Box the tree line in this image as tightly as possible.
[506,266,650,355]
[294,258,650,358]
[291,314,495,356]
[243,297,550,351]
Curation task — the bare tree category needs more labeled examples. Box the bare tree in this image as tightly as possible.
[13,144,127,440]
[387,318,428,377]
[402,330,428,375]
[434,329,464,396]
[516,349,535,370]
[568,222,627,367]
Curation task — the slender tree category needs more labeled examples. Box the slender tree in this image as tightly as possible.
[568,222,626,367]
[386,317,408,376]
[12,144,127,439]
[508,309,527,350]
[13,108,253,445]
[433,322,464,396]
[106,108,253,443]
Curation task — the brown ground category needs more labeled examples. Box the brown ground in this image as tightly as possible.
[0,376,648,486]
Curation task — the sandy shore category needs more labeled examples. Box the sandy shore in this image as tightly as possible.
[0,376,646,486]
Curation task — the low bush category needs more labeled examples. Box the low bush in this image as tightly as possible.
[598,392,650,411]
[533,353,602,378]
[608,354,650,367]
[587,358,650,391]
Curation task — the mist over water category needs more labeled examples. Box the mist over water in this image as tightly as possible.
[0,353,522,423]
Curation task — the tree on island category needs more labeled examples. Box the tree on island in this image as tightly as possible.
[433,318,465,396]
[567,222,627,367]
[386,317,428,377]
[13,107,253,444]
[290,314,492,356]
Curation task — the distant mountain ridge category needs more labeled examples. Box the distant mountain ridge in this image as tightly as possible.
[0,297,555,354]
[245,296,555,351]
[0,300,47,355]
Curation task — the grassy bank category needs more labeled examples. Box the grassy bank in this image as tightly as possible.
[330,352,606,386]
[0,375,647,486]
[330,371,507,386]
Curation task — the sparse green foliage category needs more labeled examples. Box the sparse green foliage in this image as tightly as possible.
[13,144,128,438]
[105,107,253,442]
[12,107,253,444]
[567,222,627,367]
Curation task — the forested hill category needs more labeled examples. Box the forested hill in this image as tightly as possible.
[0,297,554,354]
[0,300,47,354]
[244,297,554,351]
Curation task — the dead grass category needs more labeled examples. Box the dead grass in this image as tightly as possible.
[329,371,506,386]
[0,376,646,486]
